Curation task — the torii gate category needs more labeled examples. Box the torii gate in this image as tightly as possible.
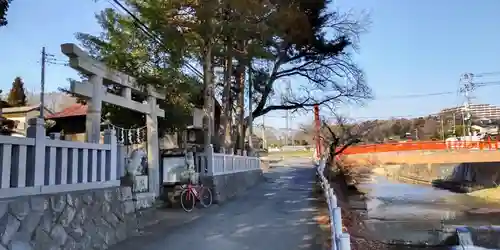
[61,43,165,196]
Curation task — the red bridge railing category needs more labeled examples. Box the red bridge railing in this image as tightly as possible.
[341,140,500,155]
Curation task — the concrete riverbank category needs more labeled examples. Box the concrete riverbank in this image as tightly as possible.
[327,160,500,249]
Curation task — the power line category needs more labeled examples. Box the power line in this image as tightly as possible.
[109,0,203,78]
[327,113,441,120]
[472,81,500,87]
[473,71,500,78]
[375,91,455,99]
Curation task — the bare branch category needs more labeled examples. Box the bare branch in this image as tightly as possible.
[318,113,375,158]
[245,8,372,125]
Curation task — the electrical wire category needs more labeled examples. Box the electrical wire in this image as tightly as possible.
[109,1,500,127]
[375,91,455,99]
[473,71,500,78]
[104,1,500,126]
[473,81,500,87]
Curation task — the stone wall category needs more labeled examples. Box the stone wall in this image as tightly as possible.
[0,186,145,250]
[202,169,264,203]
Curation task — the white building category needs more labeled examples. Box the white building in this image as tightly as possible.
[441,104,500,120]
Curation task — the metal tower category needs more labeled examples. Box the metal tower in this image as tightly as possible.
[459,73,476,136]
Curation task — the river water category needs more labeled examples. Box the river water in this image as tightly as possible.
[355,175,500,248]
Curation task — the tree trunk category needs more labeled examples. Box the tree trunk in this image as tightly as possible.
[221,39,233,150]
[203,43,214,149]
[236,62,245,153]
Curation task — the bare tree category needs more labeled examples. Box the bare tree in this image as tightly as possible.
[321,114,374,161]
[299,113,374,161]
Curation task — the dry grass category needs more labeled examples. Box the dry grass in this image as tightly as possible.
[313,169,387,250]
[267,150,313,158]
[344,150,500,165]
[468,186,500,202]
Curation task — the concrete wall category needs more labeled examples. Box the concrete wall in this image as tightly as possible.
[0,186,146,250]
[202,169,264,203]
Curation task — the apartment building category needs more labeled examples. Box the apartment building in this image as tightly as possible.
[440,104,500,120]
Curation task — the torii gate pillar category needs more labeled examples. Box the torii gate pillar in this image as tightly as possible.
[61,43,166,198]
[146,94,160,195]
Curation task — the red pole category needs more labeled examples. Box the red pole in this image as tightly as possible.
[314,105,321,158]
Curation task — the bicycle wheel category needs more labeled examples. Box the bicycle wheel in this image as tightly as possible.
[180,189,195,212]
[199,186,213,208]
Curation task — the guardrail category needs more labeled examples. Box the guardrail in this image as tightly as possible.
[317,158,351,250]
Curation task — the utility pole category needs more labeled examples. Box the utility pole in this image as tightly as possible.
[261,115,267,149]
[247,65,253,153]
[285,111,289,146]
[40,47,46,118]
[284,80,291,146]
[440,115,445,140]
[281,93,288,146]
[314,105,321,158]
[452,112,456,136]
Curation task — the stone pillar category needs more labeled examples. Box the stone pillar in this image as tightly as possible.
[104,129,118,181]
[146,96,160,197]
[220,147,226,173]
[205,144,214,176]
[85,75,103,143]
[26,118,46,186]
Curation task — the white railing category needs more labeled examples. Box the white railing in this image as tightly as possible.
[211,153,260,175]
[317,158,351,250]
[194,146,261,176]
[0,118,119,198]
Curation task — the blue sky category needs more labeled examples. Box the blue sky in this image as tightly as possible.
[2,0,500,130]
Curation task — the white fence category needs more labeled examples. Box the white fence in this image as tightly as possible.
[195,146,261,176]
[0,118,118,198]
[317,158,351,250]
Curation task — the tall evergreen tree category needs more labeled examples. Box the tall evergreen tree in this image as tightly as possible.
[7,77,27,107]
[75,0,371,149]
[0,0,12,27]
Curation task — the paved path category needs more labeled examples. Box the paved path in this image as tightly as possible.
[110,164,323,250]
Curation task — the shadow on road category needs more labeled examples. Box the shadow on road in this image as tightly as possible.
[109,165,325,250]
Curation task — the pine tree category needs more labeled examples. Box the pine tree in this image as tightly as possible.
[7,77,27,107]
[0,0,12,27]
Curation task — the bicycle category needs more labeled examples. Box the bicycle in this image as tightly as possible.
[180,181,213,212]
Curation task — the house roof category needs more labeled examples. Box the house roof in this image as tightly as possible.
[46,92,222,120]
[2,104,53,115]
[46,104,87,119]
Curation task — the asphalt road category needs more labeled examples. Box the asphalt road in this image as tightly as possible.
[109,163,323,250]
